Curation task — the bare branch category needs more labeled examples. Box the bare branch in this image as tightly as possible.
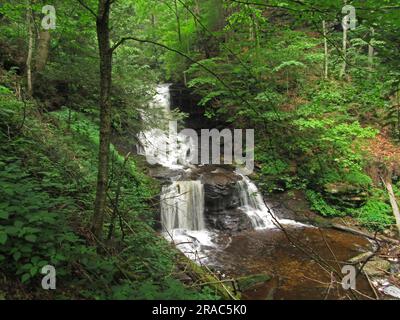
[110,37,255,113]
[76,0,97,18]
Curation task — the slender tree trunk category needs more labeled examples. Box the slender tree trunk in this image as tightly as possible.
[35,30,51,72]
[92,0,113,239]
[368,27,374,70]
[397,90,400,140]
[323,20,329,79]
[26,0,34,97]
[174,0,182,44]
[193,0,200,29]
[251,12,260,62]
[382,176,400,237]
[340,1,348,78]
[340,24,347,78]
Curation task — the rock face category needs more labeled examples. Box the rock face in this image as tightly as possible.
[363,258,391,277]
[189,165,253,233]
[207,208,253,233]
[323,182,368,208]
[169,84,220,131]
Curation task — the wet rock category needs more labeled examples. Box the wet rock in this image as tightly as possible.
[348,251,374,264]
[187,165,253,233]
[363,258,391,277]
[207,209,253,233]
[383,286,400,299]
[147,165,186,182]
[323,182,368,208]
[236,274,271,291]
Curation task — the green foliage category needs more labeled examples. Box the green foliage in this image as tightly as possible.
[357,199,394,231]
[0,155,82,284]
[111,278,217,300]
[306,190,344,217]
[0,90,213,299]
[352,188,396,231]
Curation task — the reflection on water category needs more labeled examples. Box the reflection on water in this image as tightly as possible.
[212,227,375,300]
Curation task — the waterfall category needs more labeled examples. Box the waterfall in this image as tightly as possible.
[160,180,215,263]
[137,84,194,169]
[161,181,205,232]
[139,84,304,263]
[237,175,277,229]
[237,174,304,229]
[139,84,206,234]
[138,85,214,262]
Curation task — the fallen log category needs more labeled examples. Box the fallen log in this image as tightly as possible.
[381,177,400,237]
[176,253,240,300]
[331,223,400,244]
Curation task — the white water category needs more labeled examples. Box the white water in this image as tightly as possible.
[161,181,205,232]
[137,84,194,169]
[138,85,213,262]
[140,84,304,263]
[160,180,216,263]
[237,174,305,229]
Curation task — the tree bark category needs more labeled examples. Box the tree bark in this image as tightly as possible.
[26,0,34,97]
[340,23,347,78]
[35,30,51,72]
[340,1,348,78]
[92,0,113,240]
[382,177,400,237]
[368,27,374,70]
[323,20,328,79]
[174,0,182,44]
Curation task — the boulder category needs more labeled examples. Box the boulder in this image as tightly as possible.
[207,209,253,233]
[189,165,253,233]
[383,286,400,299]
[363,258,391,277]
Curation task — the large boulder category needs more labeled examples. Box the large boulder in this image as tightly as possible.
[363,258,391,277]
[189,165,253,233]
[207,208,253,233]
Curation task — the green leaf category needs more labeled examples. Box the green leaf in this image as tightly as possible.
[0,210,9,219]
[25,235,37,243]
[21,273,30,284]
[0,232,7,245]
[13,252,21,261]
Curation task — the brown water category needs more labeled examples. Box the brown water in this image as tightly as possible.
[212,226,375,300]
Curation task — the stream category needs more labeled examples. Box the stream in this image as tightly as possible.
[137,84,387,300]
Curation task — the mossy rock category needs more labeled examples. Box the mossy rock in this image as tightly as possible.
[312,216,333,228]
[236,274,271,291]
[177,254,241,300]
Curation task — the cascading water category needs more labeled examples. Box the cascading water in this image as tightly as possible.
[237,175,275,229]
[237,174,305,229]
[139,84,303,263]
[160,180,215,263]
[137,85,215,262]
[161,181,205,232]
[137,84,194,169]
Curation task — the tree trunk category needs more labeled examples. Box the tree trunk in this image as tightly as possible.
[340,23,347,78]
[26,0,34,97]
[368,27,374,70]
[92,0,113,240]
[174,0,182,44]
[382,177,400,237]
[340,1,348,78]
[193,0,200,29]
[35,30,51,72]
[323,20,328,79]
